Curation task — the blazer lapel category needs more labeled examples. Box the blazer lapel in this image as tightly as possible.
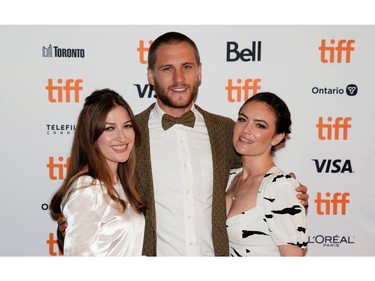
[135,103,157,256]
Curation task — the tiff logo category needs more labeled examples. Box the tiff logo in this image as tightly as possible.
[46,156,70,180]
[226,78,261,102]
[315,192,350,215]
[316,117,352,140]
[45,78,83,103]
[319,39,355,63]
[137,40,154,64]
[46,233,62,256]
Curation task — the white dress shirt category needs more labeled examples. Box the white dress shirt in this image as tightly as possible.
[149,103,214,256]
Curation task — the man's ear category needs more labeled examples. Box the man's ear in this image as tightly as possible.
[147,67,154,85]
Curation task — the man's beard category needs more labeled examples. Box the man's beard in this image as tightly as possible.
[153,80,199,109]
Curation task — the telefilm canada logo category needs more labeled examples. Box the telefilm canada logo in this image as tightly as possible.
[42,44,85,58]
[46,123,76,135]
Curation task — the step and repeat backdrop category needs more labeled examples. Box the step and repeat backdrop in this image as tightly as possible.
[0,25,374,256]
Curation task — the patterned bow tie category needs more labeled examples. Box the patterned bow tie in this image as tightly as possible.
[161,110,196,130]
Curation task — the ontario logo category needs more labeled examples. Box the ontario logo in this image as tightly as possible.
[312,84,358,96]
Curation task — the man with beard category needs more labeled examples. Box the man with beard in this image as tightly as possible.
[58,31,309,256]
[133,31,308,256]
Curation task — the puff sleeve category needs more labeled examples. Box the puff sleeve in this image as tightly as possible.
[261,173,308,249]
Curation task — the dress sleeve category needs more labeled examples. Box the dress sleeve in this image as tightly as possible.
[226,168,242,192]
[62,185,105,256]
[262,174,308,249]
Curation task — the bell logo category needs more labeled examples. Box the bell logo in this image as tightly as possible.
[226,41,262,62]
[319,39,355,63]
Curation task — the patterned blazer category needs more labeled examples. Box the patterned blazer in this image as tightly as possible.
[135,103,241,256]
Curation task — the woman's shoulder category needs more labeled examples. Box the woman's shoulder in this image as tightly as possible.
[263,166,299,193]
[65,175,103,199]
[70,175,99,189]
[227,167,243,186]
[229,167,243,176]
[61,175,103,210]
[265,167,296,182]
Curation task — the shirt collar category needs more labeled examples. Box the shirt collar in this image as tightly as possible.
[153,102,197,122]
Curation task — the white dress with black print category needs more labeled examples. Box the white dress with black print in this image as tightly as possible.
[226,166,308,256]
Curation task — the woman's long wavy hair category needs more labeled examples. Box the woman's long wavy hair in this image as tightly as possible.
[50,89,147,220]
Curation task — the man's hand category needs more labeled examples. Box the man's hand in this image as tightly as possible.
[56,215,67,254]
[57,215,67,237]
[296,183,309,207]
[289,172,309,208]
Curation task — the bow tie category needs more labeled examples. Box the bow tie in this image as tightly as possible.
[161,110,196,130]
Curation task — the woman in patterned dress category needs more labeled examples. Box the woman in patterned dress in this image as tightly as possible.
[225,92,308,256]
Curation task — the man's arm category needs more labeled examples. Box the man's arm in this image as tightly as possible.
[296,183,309,207]
[56,215,67,254]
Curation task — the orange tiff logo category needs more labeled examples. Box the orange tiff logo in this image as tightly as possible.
[137,39,153,64]
[45,78,83,103]
[319,39,355,63]
[314,192,350,215]
[47,232,63,256]
[47,156,70,180]
[316,116,352,140]
[226,78,261,102]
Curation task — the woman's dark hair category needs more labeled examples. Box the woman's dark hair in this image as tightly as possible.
[239,92,292,148]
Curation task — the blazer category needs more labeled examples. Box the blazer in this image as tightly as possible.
[135,103,241,256]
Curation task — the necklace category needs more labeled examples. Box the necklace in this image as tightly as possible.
[231,173,242,201]
[231,165,276,200]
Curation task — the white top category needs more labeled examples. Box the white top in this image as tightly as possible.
[149,103,214,256]
[61,175,145,256]
[226,167,308,256]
